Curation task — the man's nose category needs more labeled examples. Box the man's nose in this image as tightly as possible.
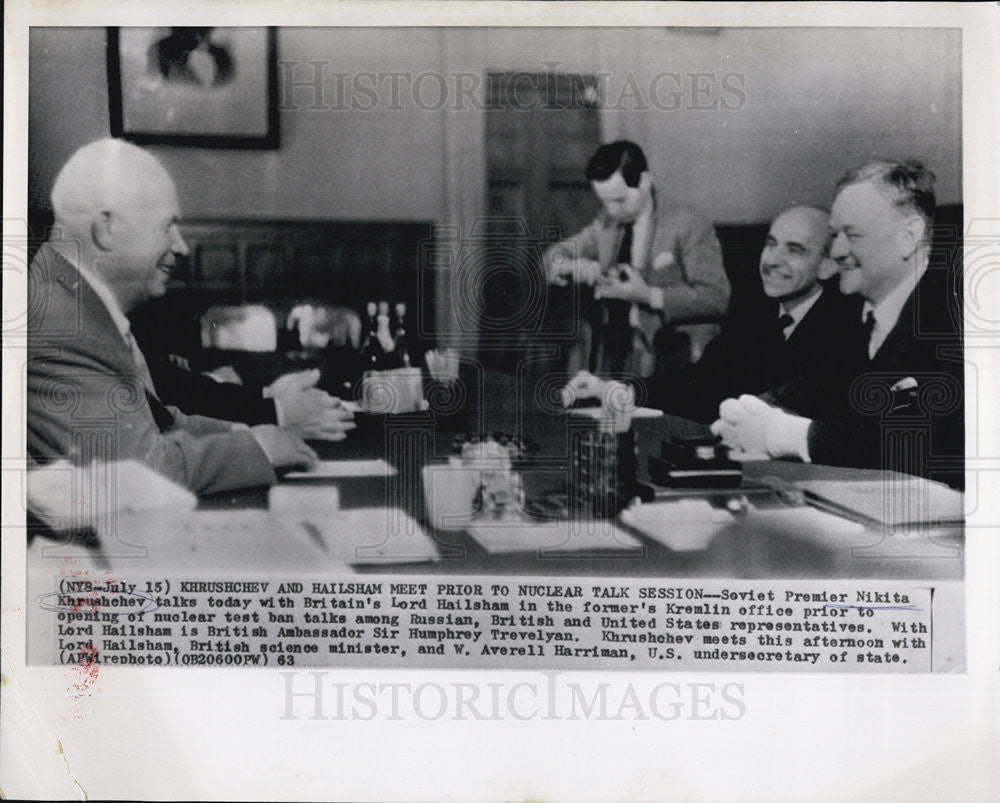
[170,225,189,256]
[830,231,849,260]
[761,245,782,265]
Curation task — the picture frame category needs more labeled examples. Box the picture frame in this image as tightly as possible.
[108,26,278,148]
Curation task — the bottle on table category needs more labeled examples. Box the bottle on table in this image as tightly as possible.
[376,301,395,357]
[359,301,384,372]
[392,302,411,368]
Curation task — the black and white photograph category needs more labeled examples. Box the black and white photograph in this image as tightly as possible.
[3,3,998,800]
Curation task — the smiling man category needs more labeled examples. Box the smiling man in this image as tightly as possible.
[712,161,963,487]
[561,205,859,423]
[543,140,730,376]
[27,138,317,494]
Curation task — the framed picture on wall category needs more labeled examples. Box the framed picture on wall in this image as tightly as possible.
[108,26,278,148]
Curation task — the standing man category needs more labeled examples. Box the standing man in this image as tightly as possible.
[28,138,317,494]
[561,206,860,423]
[543,140,730,377]
[712,161,963,487]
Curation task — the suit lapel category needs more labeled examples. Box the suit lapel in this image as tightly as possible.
[869,280,922,371]
[631,209,655,273]
[58,256,135,372]
[46,252,175,431]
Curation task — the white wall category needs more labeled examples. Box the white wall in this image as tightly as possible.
[30,26,961,225]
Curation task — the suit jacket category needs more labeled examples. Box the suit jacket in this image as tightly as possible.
[803,267,964,488]
[543,198,730,376]
[141,351,279,426]
[637,287,862,423]
[27,245,277,494]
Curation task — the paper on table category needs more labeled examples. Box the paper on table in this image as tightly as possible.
[620,499,736,551]
[567,406,664,419]
[283,459,397,479]
[27,459,197,532]
[620,499,866,552]
[87,508,437,568]
[277,507,438,564]
[798,477,964,528]
[89,510,322,569]
[465,517,643,555]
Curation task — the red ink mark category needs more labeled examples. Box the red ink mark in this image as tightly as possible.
[68,643,100,718]
[58,561,109,718]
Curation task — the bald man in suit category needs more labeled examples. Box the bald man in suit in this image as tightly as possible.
[561,206,861,423]
[28,138,316,494]
[713,161,963,488]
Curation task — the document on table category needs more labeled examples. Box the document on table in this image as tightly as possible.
[567,406,664,420]
[283,459,398,479]
[619,499,866,552]
[620,499,736,552]
[87,508,437,568]
[798,477,964,528]
[465,517,644,555]
[278,507,438,564]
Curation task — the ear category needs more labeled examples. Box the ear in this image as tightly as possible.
[91,211,115,251]
[638,171,653,195]
[898,214,926,260]
[816,256,839,282]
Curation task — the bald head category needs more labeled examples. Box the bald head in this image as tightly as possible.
[773,206,830,250]
[52,138,177,229]
[50,138,188,312]
[759,206,837,309]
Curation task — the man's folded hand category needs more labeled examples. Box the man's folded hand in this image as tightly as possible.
[559,370,636,414]
[595,264,653,306]
[560,370,609,407]
[275,388,357,441]
[710,394,812,461]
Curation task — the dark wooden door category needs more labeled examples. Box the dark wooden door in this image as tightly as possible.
[482,72,601,374]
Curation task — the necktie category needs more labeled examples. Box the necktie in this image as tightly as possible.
[124,329,174,431]
[616,223,634,266]
[863,310,877,359]
[600,224,634,373]
[124,328,158,395]
[777,313,794,340]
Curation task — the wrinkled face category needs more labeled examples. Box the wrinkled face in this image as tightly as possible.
[107,174,188,308]
[592,171,651,223]
[829,180,916,305]
[758,208,833,302]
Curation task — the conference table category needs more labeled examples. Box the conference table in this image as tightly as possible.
[181,368,964,583]
[26,367,964,671]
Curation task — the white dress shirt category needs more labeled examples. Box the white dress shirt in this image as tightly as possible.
[861,263,927,359]
[779,286,822,340]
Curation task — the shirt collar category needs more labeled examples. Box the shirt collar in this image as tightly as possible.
[861,262,928,336]
[779,286,822,326]
[60,250,132,340]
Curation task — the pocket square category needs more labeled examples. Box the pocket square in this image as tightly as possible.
[652,251,675,271]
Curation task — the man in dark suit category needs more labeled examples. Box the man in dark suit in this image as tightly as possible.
[713,160,963,487]
[140,354,355,441]
[560,206,860,423]
[28,138,318,494]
